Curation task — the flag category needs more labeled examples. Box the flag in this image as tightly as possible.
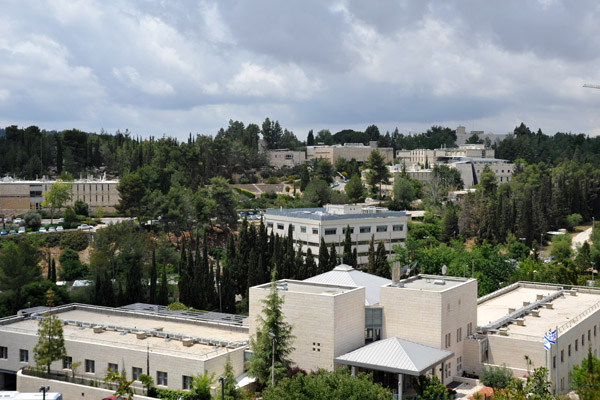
[543,335,551,350]
[548,329,557,344]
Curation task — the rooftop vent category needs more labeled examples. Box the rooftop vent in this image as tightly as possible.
[276,282,288,291]
[433,279,446,285]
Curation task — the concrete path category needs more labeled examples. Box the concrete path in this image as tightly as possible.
[572,226,593,251]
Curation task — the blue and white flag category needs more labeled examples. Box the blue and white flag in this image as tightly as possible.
[543,335,552,350]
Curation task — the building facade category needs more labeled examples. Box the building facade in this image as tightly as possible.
[0,177,119,217]
[307,143,394,164]
[266,149,306,168]
[264,204,409,265]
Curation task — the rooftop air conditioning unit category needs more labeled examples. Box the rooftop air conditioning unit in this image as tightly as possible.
[433,279,445,285]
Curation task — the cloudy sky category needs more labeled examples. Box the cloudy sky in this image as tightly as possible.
[2,0,600,141]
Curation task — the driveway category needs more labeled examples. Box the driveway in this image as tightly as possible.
[573,226,593,251]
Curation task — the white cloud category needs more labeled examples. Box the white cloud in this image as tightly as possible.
[112,66,175,95]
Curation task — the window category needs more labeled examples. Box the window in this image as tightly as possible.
[108,363,118,373]
[300,226,306,233]
[267,222,273,229]
[376,225,387,232]
[157,371,168,386]
[588,330,591,341]
[595,326,597,337]
[456,356,462,372]
[456,328,462,343]
[360,226,371,234]
[19,349,28,363]
[446,362,451,378]
[63,356,72,369]
[312,228,318,234]
[342,227,354,234]
[582,334,585,347]
[85,359,95,373]
[467,322,473,337]
[132,367,142,381]
[553,356,556,369]
[445,333,451,349]
[392,224,404,232]
[0,347,7,359]
[575,340,578,352]
[561,350,564,363]
[568,344,571,357]
[324,228,337,235]
[277,224,284,230]
[312,342,321,352]
[183,375,193,390]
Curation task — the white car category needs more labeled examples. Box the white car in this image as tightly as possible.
[18,227,26,234]
[14,218,22,224]
[56,226,64,232]
[48,227,56,232]
[38,227,47,233]
[78,224,92,231]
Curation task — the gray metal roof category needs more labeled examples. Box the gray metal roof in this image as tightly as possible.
[335,337,454,376]
[304,264,391,305]
[265,208,407,221]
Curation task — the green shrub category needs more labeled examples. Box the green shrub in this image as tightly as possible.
[480,364,513,389]
[59,231,89,251]
[233,187,256,198]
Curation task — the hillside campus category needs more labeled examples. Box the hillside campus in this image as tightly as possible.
[1,265,599,398]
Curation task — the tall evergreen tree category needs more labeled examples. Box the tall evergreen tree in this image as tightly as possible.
[247,281,295,388]
[149,250,157,304]
[318,238,329,274]
[159,264,168,306]
[306,129,314,146]
[342,225,354,266]
[367,235,376,274]
[305,249,317,278]
[300,164,310,192]
[33,290,67,374]
[124,250,144,304]
[51,258,57,283]
[374,241,390,278]
[329,243,338,270]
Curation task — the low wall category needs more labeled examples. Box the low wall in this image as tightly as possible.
[17,370,155,400]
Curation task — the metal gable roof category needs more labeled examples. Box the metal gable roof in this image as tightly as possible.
[335,337,454,376]
[304,264,391,305]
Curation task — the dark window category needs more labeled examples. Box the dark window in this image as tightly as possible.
[376,225,387,232]
[132,367,142,381]
[157,371,168,386]
[359,226,371,234]
[300,226,306,233]
[108,363,118,373]
[277,224,284,230]
[0,347,7,359]
[312,228,318,234]
[324,228,337,235]
[63,356,72,369]
[342,227,354,234]
[19,349,28,362]
[85,359,95,373]
[183,375,193,390]
[392,224,404,232]
[267,222,273,228]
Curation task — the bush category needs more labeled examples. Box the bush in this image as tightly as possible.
[480,364,514,389]
[24,210,42,230]
[59,231,89,251]
[59,248,88,281]
[265,176,279,184]
[565,213,583,231]
[233,187,256,199]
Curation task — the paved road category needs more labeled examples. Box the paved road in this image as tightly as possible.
[573,226,593,251]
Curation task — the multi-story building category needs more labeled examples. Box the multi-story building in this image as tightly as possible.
[307,142,394,165]
[0,303,249,393]
[395,144,495,166]
[266,149,306,168]
[0,176,119,217]
[264,204,409,265]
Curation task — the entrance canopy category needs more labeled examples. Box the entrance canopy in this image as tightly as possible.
[335,337,453,376]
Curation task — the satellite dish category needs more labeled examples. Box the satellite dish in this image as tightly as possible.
[441,265,447,275]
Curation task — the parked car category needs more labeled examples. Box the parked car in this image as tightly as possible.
[78,224,91,231]
[0,230,7,236]
[18,227,26,234]
[8,230,17,235]
[56,226,64,232]
[38,227,47,233]
[14,217,22,224]
[48,227,56,232]
[58,217,64,223]
[5,217,12,223]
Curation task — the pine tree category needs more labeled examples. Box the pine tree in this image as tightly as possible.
[342,225,353,266]
[329,243,338,270]
[247,281,295,387]
[222,354,242,399]
[51,258,57,283]
[367,235,376,274]
[33,289,67,374]
[149,250,157,304]
[305,249,317,278]
[125,250,144,304]
[300,164,310,192]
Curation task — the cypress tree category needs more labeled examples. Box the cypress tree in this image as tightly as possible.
[352,247,358,268]
[342,225,353,266]
[305,249,317,277]
[51,258,57,283]
[125,251,144,304]
[318,238,329,274]
[329,243,338,270]
[159,264,168,306]
[367,235,376,274]
[375,241,390,278]
[150,250,157,304]
[294,246,304,280]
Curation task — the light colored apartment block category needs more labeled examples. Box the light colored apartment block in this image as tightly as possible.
[267,149,306,168]
[0,176,119,217]
[307,143,394,164]
[249,280,365,372]
[0,304,249,392]
[395,145,495,167]
[264,204,409,265]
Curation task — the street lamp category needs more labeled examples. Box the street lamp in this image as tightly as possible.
[218,376,227,400]
[269,332,276,387]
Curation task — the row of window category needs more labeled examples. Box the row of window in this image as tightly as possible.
[268,223,405,235]
[0,347,28,362]
[445,322,474,349]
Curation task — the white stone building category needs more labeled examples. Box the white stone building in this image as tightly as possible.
[264,204,409,265]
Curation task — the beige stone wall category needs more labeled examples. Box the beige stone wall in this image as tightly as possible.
[267,150,306,168]
[249,283,365,372]
[0,329,243,392]
[17,370,156,400]
[462,337,481,375]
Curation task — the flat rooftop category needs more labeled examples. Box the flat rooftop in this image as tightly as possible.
[1,304,249,359]
[388,275,472,292]
[477,283,600,338]
[265,208,406,221]
[254,280,362,297]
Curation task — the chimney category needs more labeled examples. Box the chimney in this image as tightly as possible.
[392,262,401,283]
